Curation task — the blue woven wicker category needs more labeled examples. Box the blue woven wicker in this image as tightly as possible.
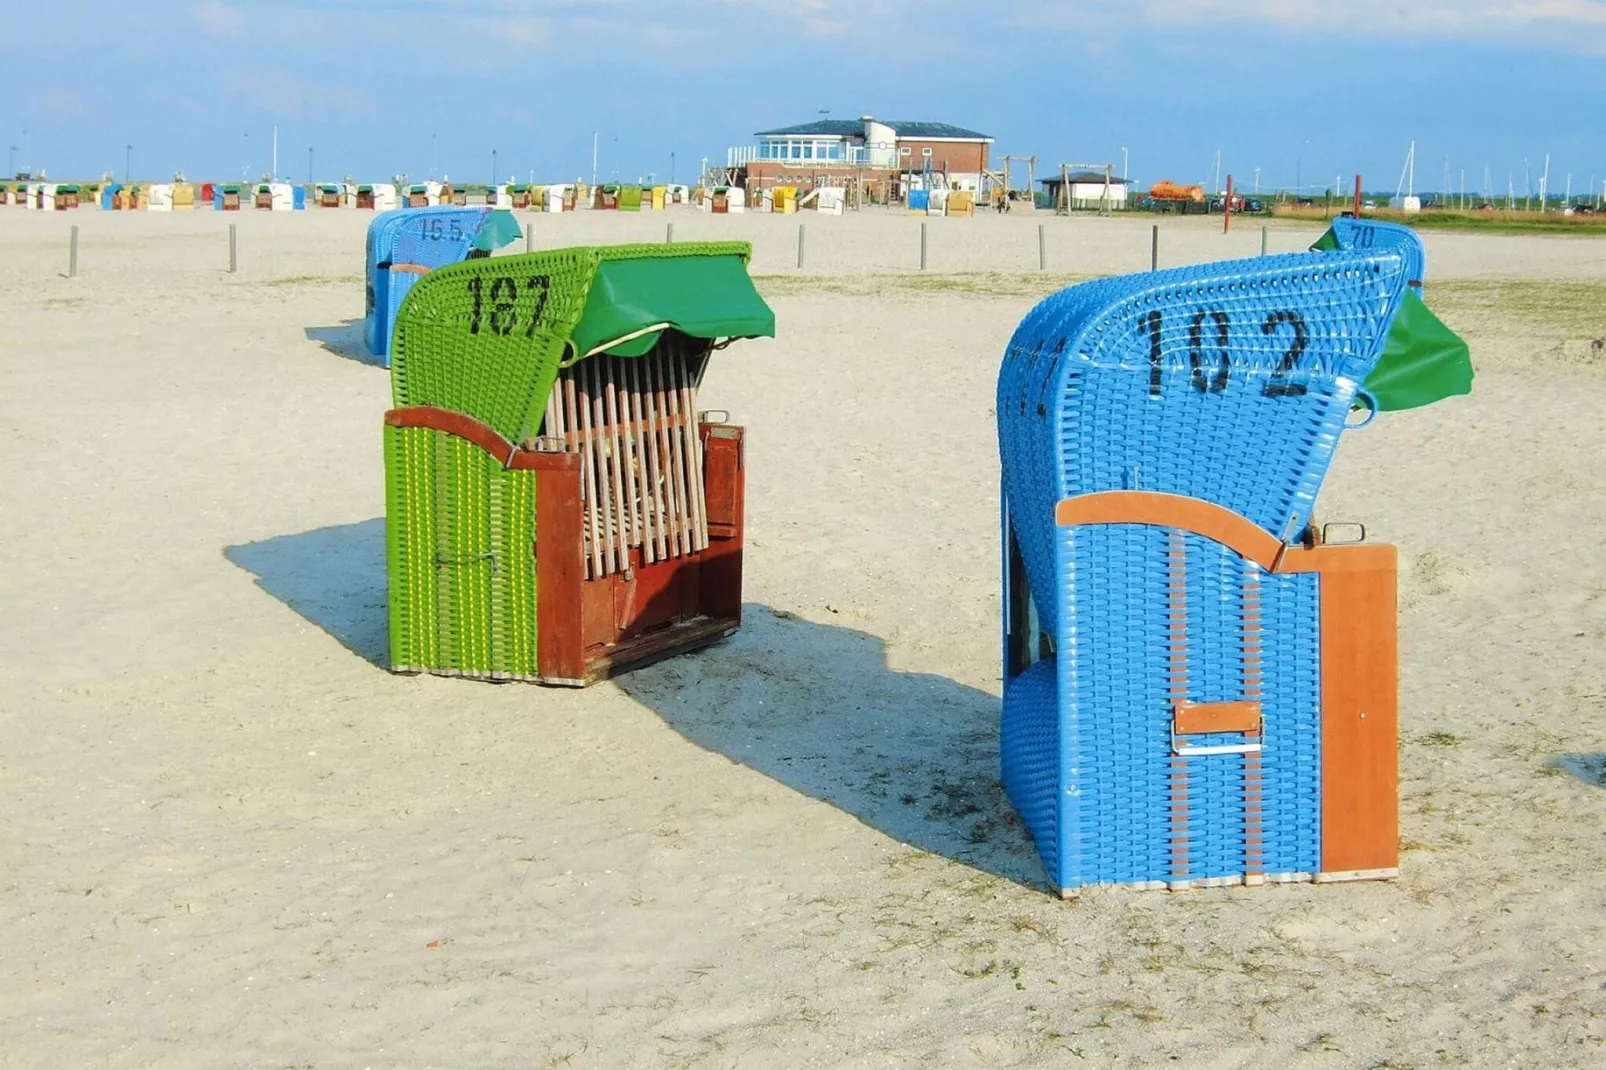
[997,242,1418,892]
[1326,218,1424,294]
[365,207,500,364]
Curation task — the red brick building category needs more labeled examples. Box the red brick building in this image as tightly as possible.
[730,116,993,196]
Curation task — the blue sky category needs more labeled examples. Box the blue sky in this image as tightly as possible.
[7,0,1606,198]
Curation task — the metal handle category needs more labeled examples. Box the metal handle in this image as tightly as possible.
[1322,521,1368,545]
[1171,701,1263,758]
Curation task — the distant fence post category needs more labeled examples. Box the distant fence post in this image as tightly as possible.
[920,222,928,271]
[69,225,79,278]
[229,224,237,274]
[1261,226,1268,256]
[525,225,533,253]
[1038,224,1046,271]
[797,222,805,269]
[666,222,674,244]
[1150,225,1158,271]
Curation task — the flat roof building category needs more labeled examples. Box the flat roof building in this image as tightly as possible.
[730,116,993,194]
[1039,171,1132,210]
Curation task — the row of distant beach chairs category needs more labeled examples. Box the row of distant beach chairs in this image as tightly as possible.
[1,181,868,216]
[0,182,307,211]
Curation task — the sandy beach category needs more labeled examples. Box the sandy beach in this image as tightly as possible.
[4,204,1606,1067]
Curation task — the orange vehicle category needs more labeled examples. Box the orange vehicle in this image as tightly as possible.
[1149,180,1205,203]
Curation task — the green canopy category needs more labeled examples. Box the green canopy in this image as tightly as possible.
[569,254,777,361]
[473,209,522,252]
[390,242,767,444]
[1311,225,1474,412]
[1362,289,1474,411]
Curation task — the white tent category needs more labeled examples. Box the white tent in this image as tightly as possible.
[813,187,845,216]
[146,183,174,212]
[35,184,56,211]
[726,186,746,213]
[545,184,569,213]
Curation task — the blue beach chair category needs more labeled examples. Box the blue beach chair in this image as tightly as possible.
[364,206,522,364]
[996,230,1468,895]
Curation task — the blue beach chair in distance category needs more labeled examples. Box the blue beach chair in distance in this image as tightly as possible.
[364,206,522,364]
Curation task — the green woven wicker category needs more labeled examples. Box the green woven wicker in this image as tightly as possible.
[384,242,769,680]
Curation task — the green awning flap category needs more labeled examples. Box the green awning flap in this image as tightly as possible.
[568,254,777,361]
[1360,289,1475,411]
[472,209,522,252]
[1310,225,1474,412]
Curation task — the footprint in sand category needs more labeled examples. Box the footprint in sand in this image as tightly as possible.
[1399,550,1474,606]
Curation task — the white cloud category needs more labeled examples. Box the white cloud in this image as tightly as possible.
[191,0,244,34]
[222,70,377,120]
[1016,0,1606,51]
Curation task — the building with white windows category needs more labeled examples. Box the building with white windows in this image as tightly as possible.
[728,116,993,195]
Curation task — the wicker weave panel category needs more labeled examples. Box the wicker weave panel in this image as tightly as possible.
[1328,218,1425,292]
[1000,247,1411,640]
[384,424,538,679]
[1000,659,1061,879]
[1012,523,1322,889]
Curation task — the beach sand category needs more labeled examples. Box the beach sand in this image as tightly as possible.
[4,205,1606,1067]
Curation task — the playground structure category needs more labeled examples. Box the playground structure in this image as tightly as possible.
[996,221,1471,895]
[983,155,1036,211]
[382,242,775,685]
[1049,163,1119,215]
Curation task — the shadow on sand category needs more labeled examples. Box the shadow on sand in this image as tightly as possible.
[304,319,382,367]
[222,517,1043,888]
[614,608,1042,888]
[1555,754,1606,788]
[224,518,389,666]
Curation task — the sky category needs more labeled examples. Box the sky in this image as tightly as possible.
[6,0,1606,198]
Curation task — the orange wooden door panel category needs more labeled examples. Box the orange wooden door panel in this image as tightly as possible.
[1315,544,1399,874]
